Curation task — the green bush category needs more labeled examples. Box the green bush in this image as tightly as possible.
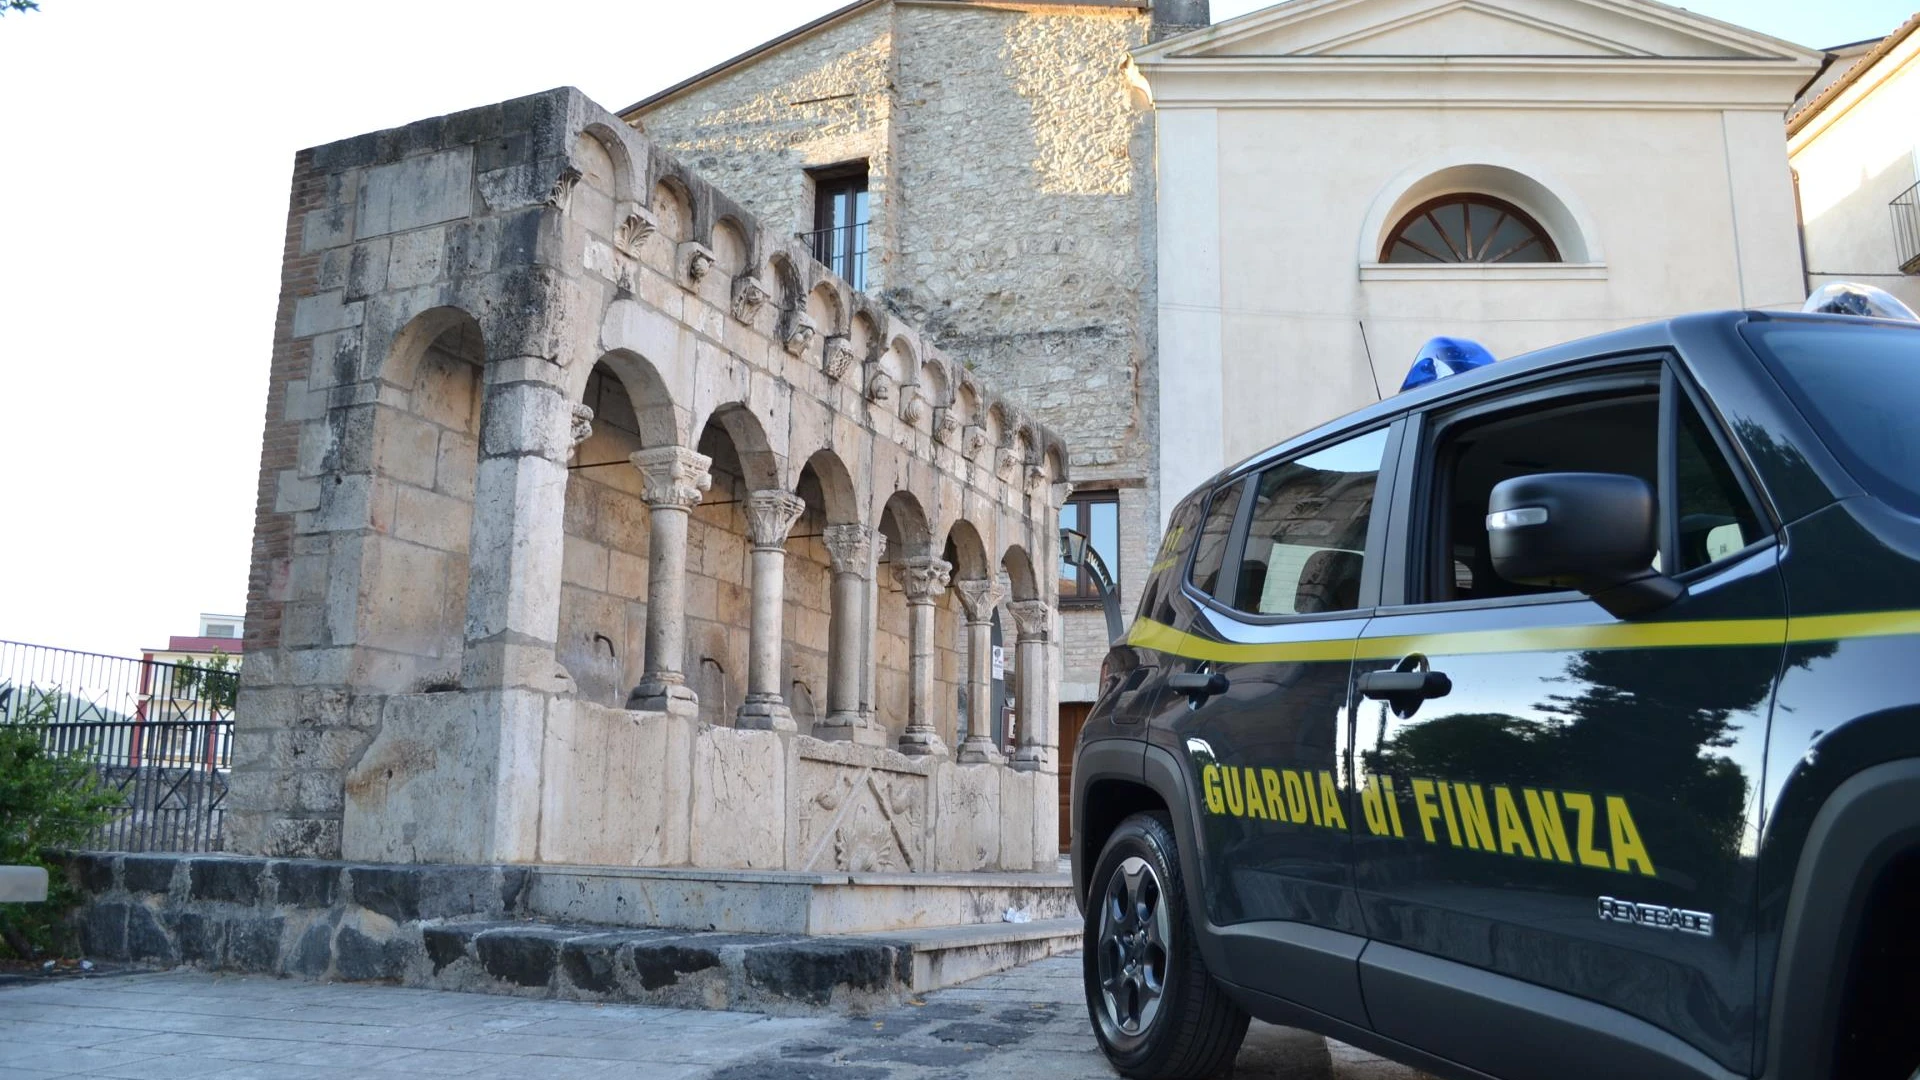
[0,699,123,960]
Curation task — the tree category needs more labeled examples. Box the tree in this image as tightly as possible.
[0,696,123,960]
[2,2,42,16]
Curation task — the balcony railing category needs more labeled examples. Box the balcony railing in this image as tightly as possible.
[1894,178,1920,275]
[798,221,868,292]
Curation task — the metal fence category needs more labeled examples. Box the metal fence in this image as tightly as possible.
[798,221,869,292]
[0,640,235,853]
[1893,178,1920,276]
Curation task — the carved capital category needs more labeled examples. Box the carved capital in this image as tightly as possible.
[901,391,925,426]
[745,490,807,550]
[933,406,959,442]
[954,578,1005,623]
[962,424,987,461]
[823,336,857,381]
[629,446,712,510]
[892,555,952,604]
[865,366,893,404]
[569,403,595,460]
[546,165,583,211]
[731,275,770,323]
[784,313,818,356]
[996,445,1023,478]
[1007,599,1053,643]
[614,205,658,256]
[678,241,716,284]
[1025,465,1047,493]
[823,524,879,577]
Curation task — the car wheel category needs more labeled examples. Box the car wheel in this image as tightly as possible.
[1084,811,1249,1079]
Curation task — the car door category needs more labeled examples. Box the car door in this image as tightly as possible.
[1141,422,1399,1026]
[1349,360,1783,1079]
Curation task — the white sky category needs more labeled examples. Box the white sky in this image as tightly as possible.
[0,0,1903,659]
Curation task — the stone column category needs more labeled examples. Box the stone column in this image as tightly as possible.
[819,524,882,744]
[1008,599,1053,771]
[626,446,712,716]
[860,533,888,727]
[736,490,807,731]
[954,577,1006,764]
[893,555,953,757]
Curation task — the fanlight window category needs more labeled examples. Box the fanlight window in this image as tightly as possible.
[1382,194,1560,264]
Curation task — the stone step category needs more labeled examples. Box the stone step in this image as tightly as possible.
[526,864,1076,934]
[887,917,1084,992]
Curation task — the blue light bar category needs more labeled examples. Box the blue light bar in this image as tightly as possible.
[1402,336,1497,392]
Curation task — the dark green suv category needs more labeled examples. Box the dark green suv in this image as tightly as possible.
[1071,311,1920,1080]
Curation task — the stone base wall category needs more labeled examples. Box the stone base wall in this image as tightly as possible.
[55,852,916,1014]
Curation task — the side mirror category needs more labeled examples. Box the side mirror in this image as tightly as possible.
[1487,472,1685,618]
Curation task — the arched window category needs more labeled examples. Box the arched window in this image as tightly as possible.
[1381,194,1560,264]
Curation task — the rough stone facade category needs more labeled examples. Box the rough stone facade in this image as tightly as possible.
[234,87,1068,872]
[632,0,1166,705]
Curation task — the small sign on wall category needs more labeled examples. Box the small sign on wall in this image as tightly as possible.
[991,645,1005,681]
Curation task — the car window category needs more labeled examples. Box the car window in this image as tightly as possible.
[1188,478,1246,598]
[1233,428,1389,616]
[1139,492,1205,624]
[1674,393,1765,573]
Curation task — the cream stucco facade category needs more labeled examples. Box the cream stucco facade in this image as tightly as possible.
[1140,0,1822,520]
[1789,16,1920,316]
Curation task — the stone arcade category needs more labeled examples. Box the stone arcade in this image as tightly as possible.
[231,87,1071,882]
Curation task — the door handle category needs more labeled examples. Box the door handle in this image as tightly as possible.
[1357,669,1452,701]
[1168,671,1229,701]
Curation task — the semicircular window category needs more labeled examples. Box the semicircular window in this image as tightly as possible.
[1382,195,1560,264]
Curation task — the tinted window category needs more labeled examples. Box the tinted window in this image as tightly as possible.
[1188,479,1246,598]
[1139,493,1204,624]
[1674,394,1766,572]
[1745,320,1920,516]
[1235,429,1388,616]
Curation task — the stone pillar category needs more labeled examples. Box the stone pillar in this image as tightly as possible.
[736,490,807,731]
[893,555,953,757]
[1008,599,1053,771]
[626,446,712,716]
[860,533,888,727]
[819,524,884,744]
[954,577,1006,764]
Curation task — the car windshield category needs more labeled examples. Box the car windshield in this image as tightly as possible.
[1744,318,1920,517]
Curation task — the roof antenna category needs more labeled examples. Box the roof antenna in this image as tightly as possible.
[1358,319,1384,402]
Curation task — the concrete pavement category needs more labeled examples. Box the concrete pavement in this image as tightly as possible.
[0,955,1429,1079]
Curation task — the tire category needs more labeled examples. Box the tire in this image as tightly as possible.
[1083,810,1249,1080]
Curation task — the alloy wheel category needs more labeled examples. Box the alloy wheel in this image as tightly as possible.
[1095,854,1172,1041]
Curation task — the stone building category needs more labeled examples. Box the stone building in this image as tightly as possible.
[231,86,1070,878]
[625,0,1198,790]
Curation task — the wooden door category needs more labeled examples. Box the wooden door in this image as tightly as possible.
[1057,702,1093,854]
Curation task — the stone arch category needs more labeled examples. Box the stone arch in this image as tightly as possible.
[588,348,680,449]
[652,177,693,244]
[697,402,781,494]
[767,250,805,310]
[798,448,860,525]
[941,519,991,581]
[712,217,750,279]
[1045,443,1068,485]
[805,282,845,338]
[956,378,981,428]
[580,121,638,201]
[985,400,1009,450]
[879,490,932,559]
[849,310,880,364]
[571,129,622,236]
[1361,157,1601,265]
[919,357,952,409]
[1001,544,1039,601]
[352,307,488,691]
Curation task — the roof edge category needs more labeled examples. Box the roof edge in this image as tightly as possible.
[619,0,882,119]
[1787,11,1920,137]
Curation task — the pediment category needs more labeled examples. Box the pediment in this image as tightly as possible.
[1139,0,1821,63]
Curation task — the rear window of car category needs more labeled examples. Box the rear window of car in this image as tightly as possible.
[1744,319,1920,517]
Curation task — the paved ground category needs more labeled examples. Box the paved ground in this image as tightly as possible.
[0,955,1429,1079]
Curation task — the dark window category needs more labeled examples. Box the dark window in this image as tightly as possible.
[1188,480,1245,599]
[1234,428,1388,616]
[806,163,869,290]
[1743,320,1920,517]
[1382,194,1560,264]
[1060,492,1120,604]
[1420,370,1766,604]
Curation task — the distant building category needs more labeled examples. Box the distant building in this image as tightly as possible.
[140,612,246,672]
[1789,13,1920,315]
[136,613,242,768]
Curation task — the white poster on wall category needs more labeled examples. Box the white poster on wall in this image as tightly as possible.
[991,645,1005,681]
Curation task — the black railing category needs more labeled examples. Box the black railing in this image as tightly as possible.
[1894,179,1920,275]
[0,640,235,853]
[799,221,869,291]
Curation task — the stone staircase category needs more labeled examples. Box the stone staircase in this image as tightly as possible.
[54,852,1081,1013]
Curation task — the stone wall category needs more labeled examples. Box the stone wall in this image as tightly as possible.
[235,86,1068,868]
[633,1,1163,706]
